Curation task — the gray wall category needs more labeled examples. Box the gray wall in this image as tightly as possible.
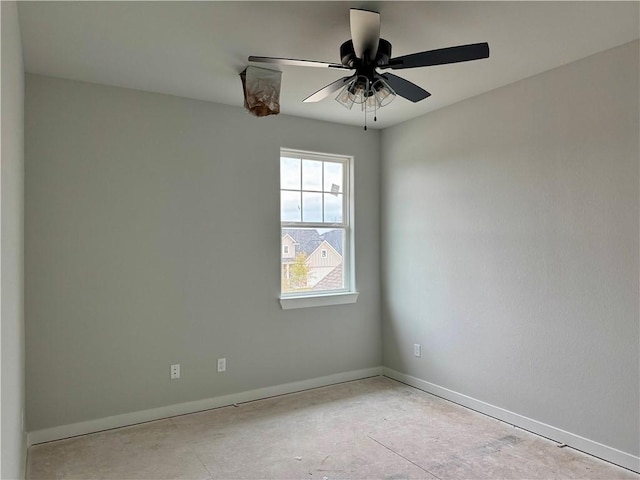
[1,1,26,478]
[381,40,639,456]
[25,75,381,431]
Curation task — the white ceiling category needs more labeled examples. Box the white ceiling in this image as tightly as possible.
[17,1,639,129]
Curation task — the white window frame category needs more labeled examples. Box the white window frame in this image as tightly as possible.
[283,245,289,255]
[279,148,358,309]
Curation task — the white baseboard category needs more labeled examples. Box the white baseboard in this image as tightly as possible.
[382,367,640,474]
[28,367,382,446]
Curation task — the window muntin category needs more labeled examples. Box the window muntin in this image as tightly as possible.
[280,149,351,297]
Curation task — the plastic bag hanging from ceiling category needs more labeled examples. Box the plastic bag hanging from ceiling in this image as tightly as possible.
[239,66,282,117]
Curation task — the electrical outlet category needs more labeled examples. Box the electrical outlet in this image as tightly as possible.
[170,364,180,379]
[217,358,226,373]
[414,344,422,358]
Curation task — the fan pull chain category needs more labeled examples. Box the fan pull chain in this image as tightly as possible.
[364,108,367,131]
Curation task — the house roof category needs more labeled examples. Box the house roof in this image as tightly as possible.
[282,228,343,257]
[312,263,343,292]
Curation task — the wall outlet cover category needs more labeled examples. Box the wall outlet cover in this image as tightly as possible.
[217,358,226,372]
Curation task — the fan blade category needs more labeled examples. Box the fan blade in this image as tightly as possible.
[303,76,356,103]
[383,42,489,70]
[350,9,380,61]
[248,56,350,69]
[379,73,431,103]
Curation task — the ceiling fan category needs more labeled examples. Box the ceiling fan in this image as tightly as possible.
[248,8,489,127]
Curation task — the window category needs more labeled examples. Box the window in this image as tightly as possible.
[280,149,357,308]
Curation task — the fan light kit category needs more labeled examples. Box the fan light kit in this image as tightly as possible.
[249,8,490,130]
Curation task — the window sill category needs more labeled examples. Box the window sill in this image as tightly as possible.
[279,292,359,310]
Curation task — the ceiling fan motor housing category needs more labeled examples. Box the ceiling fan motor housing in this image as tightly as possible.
[340,39,392,71]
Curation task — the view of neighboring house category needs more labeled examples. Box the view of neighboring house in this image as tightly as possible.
[282,229,343,292]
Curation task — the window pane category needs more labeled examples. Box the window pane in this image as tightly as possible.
[302,192,322,222]
[302,160,322,191]
[280,157,300,190]
[281,191,301,222]
[281,227,345,294]
[324,193,343,223]
[324,162,343,193]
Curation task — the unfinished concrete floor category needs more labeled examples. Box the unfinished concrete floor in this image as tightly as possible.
[27,376,638,480]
